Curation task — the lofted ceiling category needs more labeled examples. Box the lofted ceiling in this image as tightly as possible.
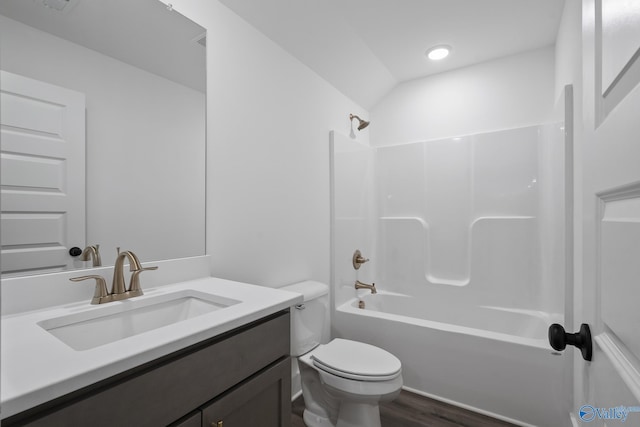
[0,0,206,92]
[218,0,566,109]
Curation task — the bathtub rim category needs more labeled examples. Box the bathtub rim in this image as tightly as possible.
[338,292,562,351]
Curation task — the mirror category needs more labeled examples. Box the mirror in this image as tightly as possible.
[0,0,206,276]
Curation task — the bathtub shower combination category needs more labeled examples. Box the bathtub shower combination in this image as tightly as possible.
[330,124,566,427]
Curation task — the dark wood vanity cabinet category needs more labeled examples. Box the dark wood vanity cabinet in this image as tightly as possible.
[169,358,291,427]
[4,311,292,427]
[201,357,290,427]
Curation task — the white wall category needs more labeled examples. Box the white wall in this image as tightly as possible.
[370,46,556,146]
[162,0,369,288]
[0,15,205,266]
[555,0,583,101]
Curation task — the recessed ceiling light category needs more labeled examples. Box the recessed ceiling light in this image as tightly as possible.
[426,45,451,61]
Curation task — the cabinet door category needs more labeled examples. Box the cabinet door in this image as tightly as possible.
[202,358,291,427]
[169,411,201,427]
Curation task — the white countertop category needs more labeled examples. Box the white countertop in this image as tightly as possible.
[0,276,302,419]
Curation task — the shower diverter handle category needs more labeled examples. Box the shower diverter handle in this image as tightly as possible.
[352,250,370,270]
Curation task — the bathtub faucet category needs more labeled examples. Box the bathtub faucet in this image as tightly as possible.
[355,280,377,294]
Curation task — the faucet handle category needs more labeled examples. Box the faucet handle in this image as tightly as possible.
[128,266,158,296]
[70,275,109,304]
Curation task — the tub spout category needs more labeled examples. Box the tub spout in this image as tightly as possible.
[355,280,377,294]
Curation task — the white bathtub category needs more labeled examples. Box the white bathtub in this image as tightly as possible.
[334,292,566,427]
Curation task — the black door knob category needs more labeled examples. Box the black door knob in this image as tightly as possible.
[69,247,82,257]
[548,323,592,361]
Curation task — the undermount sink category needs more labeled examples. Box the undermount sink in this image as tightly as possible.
[38,290,241,351]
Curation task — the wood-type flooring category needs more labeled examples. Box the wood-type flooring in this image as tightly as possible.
[291,390,517,427]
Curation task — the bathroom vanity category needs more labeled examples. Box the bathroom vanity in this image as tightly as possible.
[1,273,301,427]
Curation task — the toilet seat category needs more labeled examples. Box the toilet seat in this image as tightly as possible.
[310,338,402,382]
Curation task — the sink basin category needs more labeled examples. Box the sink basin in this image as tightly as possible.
[38,290,240,351]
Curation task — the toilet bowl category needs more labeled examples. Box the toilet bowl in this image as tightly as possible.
[300,338,402,427]
[281,281,403,427]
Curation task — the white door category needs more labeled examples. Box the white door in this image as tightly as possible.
[1,71,85,275]
[575,0,640,424]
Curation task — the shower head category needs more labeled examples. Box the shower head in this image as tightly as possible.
[349,114,370,131]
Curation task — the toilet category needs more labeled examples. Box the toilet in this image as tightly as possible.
[282,281,403,427]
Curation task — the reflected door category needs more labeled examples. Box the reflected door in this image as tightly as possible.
[1,71,85,275]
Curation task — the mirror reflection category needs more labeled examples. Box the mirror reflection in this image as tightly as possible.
[0,0,206,276]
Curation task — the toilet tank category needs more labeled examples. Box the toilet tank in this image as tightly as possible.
[280,281,329,356]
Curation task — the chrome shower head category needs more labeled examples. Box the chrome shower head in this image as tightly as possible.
[349,114,370,131]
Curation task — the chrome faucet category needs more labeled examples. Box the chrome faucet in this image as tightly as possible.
[355,280,377,294]
[70,249,157,304]
[80,244,102,267]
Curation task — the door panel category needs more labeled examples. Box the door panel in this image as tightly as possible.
[595,188,640,401]
[600,191,640,362]
[600,0,640,116]
[580,0,640,424]
[601,0,640,93]
[0,70,85,274]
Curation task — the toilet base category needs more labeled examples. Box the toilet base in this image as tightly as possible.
[303,409,335,427]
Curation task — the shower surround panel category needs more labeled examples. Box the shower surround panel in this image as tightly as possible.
[372,124,564,313]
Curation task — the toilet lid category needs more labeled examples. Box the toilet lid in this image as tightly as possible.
[311,339,402,381]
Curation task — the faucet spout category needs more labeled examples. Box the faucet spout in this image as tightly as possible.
[112,250,142,296]
[80,244,102,267]
[355,280,377,294]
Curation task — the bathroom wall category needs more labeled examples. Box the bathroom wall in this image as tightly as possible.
[555,0,582,101]
[0,15,205,264]
[331,43,563,314]
[370,46,556,145]
[162,0,369,289]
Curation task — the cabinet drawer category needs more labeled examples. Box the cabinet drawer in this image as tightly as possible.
[9,311,290,427]
[202,357,291,427]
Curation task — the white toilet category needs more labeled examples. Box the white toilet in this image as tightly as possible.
[282,281,403,427]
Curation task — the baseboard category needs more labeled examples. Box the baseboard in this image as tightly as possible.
[401,386,536,427]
